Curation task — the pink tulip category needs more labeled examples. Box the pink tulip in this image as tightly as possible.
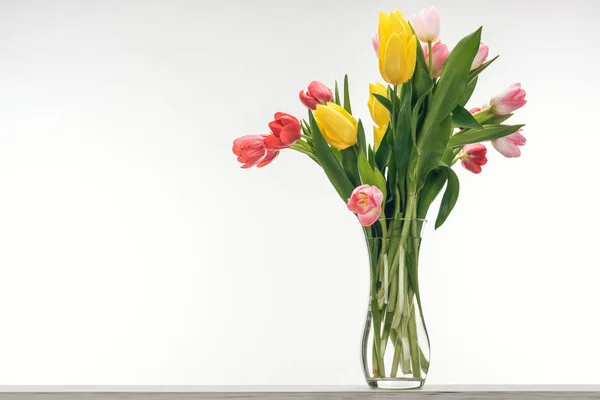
[347,185,384,227]
[299,81,334,110]
[469,107,482,114]
[470,42,489,71]
[232,135,279,169]
[263,112,302,150]
[422,41,449,78]
[490,83,527,115]
[372,33,380,55]
[492,129,526,158]
[458,143,488,174]
[410,6,440,42]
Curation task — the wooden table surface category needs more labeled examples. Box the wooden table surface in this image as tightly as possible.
[1,386,600,399]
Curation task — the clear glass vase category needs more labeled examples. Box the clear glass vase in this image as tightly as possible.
[361,218,430,389]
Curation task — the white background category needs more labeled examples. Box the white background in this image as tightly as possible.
[0,0,598,386]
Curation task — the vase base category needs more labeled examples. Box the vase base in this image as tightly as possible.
[366,377,425,390]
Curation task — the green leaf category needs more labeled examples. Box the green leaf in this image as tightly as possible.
[343,74,352,114]
[334,80,341,105]
[410,66,434,147]
[357,152,387,201]
[375,124,392,171]
[452,105,482,129]
[468,55,499,83]
[435,164,460,229]
[368,145,376,169]
[309,112,354,201]
[447,124,525,147]
[395,81,414,199]
[373,167,388,201]
[301,120,311,137]
[414,116,452,190]
[417,169,447,220]
[340,146,360,187]
[373,93,393,114]
[458,77,477,108]
[417,27,482,151]
[358,151,376,184]
[357,119,367,152]
[412,65,433,103]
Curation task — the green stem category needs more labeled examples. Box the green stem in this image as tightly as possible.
[408,298,422,379]
[290,143,319,164]
[427,41,433,77]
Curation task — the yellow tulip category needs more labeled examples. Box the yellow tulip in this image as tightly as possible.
[313,103,358,150]
[377,10,417,85]
[374,124,388,150]
[368,83,390,128]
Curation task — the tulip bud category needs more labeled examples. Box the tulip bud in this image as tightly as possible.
[232,135,279,169]
[410,6,440,42]
[299,81,333,110]
[263,112,302,150]
[421,41,449,78]
[490,83,527,115]
[491,129,526,158]
[378,10,417,85]
[373,124,388,150]
[347,184,384,226]
[368,82,390,129]
[457,143,488,174]
[471,42,489,71]
[313,102,358,150]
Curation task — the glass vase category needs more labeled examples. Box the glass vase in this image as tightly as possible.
[361,218,430,389]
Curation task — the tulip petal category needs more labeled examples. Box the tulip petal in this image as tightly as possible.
[279,121,301,145]
[263,134,286,150]
[358,206,382,226]
[383,33,404,85]
[257,150,279,168]
[269,121,283,135]
[403,34,417,83]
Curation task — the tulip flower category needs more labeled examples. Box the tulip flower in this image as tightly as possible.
[313,102,358,150]
[347,185,384,226]
[469,107,482,114]
[377,10,417,85]
[368,82,390,129]
[232,135,279,169]
[491,129,526,158]
[263,112,302,150]
[490,83,527,115]
[299,81,334,110]
[471,42,489,71]
[410,6,440,43]
[372,33,380,55]
[373,124,388,150]
[457,143,488,174]
[421,41,449,78]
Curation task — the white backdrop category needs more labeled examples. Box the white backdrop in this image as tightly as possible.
[0,0,599,385]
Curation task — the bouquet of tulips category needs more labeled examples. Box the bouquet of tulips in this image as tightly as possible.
[233,5,527,387]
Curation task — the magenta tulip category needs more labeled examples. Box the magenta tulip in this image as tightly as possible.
[458,143,488,174]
